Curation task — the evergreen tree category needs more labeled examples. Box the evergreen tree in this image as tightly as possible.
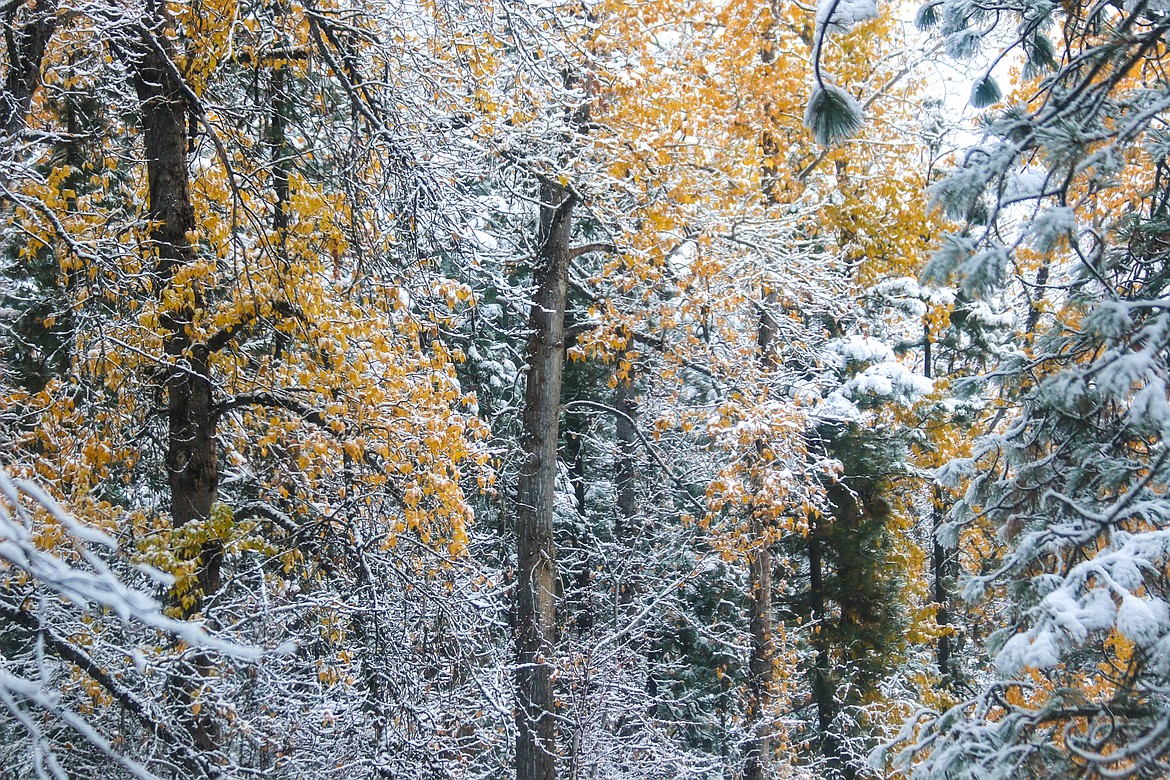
[862,0,1170,776]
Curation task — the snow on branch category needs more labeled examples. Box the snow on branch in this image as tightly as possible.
[0,472,260,659]
[0,469,264,776]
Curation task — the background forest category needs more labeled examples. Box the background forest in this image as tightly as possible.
[2,0,1169,776]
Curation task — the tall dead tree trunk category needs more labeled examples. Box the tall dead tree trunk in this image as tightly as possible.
[515,179,574,780]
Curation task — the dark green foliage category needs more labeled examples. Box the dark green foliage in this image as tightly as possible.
[969,76,1001,109]
[804,83,864,146]
[651,566,745,758]
[1,88,107,393]
[779,419,910,779]
[818,421,908,694]
[0,248,73,393]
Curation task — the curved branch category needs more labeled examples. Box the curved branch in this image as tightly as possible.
[561,399,708,515]
[211,391,331,429]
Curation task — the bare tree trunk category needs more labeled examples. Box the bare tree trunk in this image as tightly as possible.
[563,415,594,635]
[515,179,574,780]
[932,488,955,681]
[131,18,220,616]
[268,8,290,240]
[808,522,840,777]
[614,351,639,612]
[744,515,774,780]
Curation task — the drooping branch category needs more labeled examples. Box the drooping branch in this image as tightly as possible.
[0,602,224,780]
[205,300,303,353]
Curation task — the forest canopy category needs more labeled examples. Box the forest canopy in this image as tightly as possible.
[2,0,1170,776]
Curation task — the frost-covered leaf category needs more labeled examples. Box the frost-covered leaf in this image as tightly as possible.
[1095,349,1154,397]
[944,28,983,59]
[929,163,992,220]
[1117,593,1168,646]
[936,457,975,489]
[1084,302,1135,340]
[837,361,933,402]
[1146,127,1170,162]
[1034,118,1088,168]
[1128,378,1170,434]
[816,0,878,31]
[915,2,939,29]
[921,233,977,286]
[958,246,1008,296]
[1002,171,1047,202]
[996,629,1060,673]
[1023,33,1056,79]
[828,334,896,365]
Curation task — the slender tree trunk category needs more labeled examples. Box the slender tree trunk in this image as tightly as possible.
[564,417,587,518]
[268,2,293,364]
[515,179,574,780]
[808,520,840,777]
[614,353,639,612]
[744,295,779,780]
[932,487,954,680]
[563,415,594,635]
[744,516,774,780]
[924,322,956,684]
[269,20,290,239]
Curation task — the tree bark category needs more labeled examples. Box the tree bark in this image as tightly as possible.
[924,323,957,684]
[131,15,221,756]
[131,20,220,615]
[808,520,840,777]
[614,351,639,612]
[743,518,774,780]
[1,0,57,140]
[515,179,574,780]
[932,488,955,681]
[562,417,594,635]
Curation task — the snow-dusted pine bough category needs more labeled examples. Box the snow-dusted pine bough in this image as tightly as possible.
[811,0,1170,775]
